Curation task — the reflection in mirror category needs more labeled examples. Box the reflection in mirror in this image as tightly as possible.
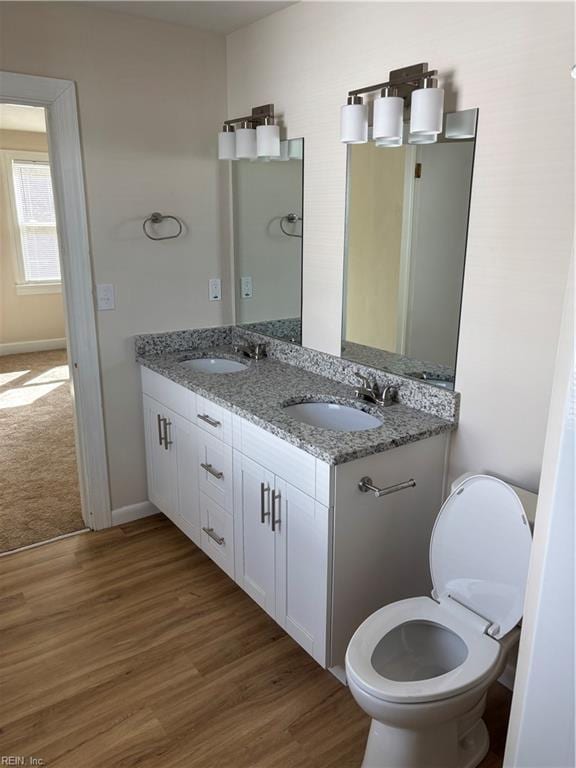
[233,138,303,344]
[342,111,477,389]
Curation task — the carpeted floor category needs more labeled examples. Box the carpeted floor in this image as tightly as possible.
[0,349,85,552]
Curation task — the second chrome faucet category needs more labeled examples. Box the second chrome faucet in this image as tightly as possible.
[353,372,397,407]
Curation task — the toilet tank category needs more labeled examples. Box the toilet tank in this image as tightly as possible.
[451,472,538,526]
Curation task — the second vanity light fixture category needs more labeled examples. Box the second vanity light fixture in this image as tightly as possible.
[341,62,444,146]
[218,103,280,161]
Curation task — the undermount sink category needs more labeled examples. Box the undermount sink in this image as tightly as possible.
[283,402,382,432]
[179,357,248,374]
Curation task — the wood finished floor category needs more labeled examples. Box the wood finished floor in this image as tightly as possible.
[0,514,512,767]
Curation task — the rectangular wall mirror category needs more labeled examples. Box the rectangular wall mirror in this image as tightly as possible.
[342,110,477,389]
[233,138,304,344]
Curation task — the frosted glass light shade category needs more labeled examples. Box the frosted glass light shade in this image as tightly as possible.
[445,109,477,139]
[375,136,403,148]
[218,131,236,160]
[257,123,280,158]
[236,127,257,159]
[410,86,444,135]
[373,95,404,141]
[408,131,437,145]
[340,102,368,144]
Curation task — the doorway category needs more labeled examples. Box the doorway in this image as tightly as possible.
[0,103,86,551]
[0,71,111,546]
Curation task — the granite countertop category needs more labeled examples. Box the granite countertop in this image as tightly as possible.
[138,346,456,465]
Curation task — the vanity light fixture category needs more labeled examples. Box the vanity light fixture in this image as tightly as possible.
[409,76,444,136]
[341,63,444,148]
[256,116,280,158]
[218,103,280,161]
[218,124,236,160]
[236,121,257,159]
[373,87,403,146]
[340,95,368,144]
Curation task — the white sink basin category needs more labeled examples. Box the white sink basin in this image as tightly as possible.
[179,357,248,374]
[283,402,382,432]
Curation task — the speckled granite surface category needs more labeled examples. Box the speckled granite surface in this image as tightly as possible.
[341,341,455,387]
[136,330,458,465]
[239,318,302,344]
[135,326,459,422]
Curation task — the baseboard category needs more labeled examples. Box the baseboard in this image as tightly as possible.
[111,500,159,526]
[0,337,67,356]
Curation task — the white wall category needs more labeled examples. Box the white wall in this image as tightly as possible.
[504,261,574,768]
[0,3,231,509]
[226,2,574,491]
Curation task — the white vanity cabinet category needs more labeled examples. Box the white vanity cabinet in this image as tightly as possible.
[140,366,449,673]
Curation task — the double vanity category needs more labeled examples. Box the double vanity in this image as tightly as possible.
[137,326,459,675]
[137,89,477,678]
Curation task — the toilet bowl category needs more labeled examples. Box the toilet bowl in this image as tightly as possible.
[345,474,532,768]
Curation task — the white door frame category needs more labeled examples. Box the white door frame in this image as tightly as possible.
[1,70,111,530]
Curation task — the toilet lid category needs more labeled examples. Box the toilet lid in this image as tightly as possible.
[430,475,532,639]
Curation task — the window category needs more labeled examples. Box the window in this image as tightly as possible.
[11,159,61,285]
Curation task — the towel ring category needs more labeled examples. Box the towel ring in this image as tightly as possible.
[143,212,183,241]
[280,212,303,238]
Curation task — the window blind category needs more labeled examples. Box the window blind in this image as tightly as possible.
[12,160,61,283]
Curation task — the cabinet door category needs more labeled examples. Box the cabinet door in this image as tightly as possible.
[233,452,276,617]
[174,417,201,547]
[274,478,329,666]
[142,394,178,519]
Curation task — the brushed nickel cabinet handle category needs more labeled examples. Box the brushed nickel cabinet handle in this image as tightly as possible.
[162,418,173,450]
[157,414,164,446]
[260,482,270,524]
[198,413,221,428]
[271,489,280,532]
[202,526,225,546]
[201,462,224,480]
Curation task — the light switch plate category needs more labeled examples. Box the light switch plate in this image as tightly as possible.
[96,283,115,311]
[240,276,253,298]
[209,278,222,301]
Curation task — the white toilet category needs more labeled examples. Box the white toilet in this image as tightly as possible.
[345,474,533,768]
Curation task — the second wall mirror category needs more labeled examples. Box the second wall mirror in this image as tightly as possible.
[233,138,304,344]
[342,110,478,389]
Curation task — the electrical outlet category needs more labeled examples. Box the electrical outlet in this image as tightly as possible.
[240,276,253,298]
[96,283,115,311]
[209,278,222,301]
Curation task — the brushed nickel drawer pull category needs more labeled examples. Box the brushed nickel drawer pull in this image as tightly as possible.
[358,476,416,498]
[271,489,280,532]
[260,482,270,524]
[157,414,164,446]
[201,462,224,480]
[202,526,225,546]
[162,418,173,449]
[198,413,221,428]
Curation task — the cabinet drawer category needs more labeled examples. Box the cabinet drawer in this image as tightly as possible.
[237,418,317,499]
[200,493,234,579]
[196,395,232,444]
[198,430,233,512]
[141,366,195,422]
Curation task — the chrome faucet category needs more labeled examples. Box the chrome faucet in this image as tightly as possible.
[353,372,397,407]
[233,341,267,360]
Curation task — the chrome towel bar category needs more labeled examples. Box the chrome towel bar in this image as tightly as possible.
[358,476,416,498]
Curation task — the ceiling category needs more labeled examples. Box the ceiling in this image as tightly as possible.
[88,1,296,35]
[0,104,47,133]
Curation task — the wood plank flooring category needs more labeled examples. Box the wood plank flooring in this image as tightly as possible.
[0,514,512,767]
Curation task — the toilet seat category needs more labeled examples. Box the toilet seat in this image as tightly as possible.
[346,596,501,704]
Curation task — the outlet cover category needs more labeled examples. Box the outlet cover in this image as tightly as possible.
[240,276,253,298]
[209,278,222,301]
[96,283,115,311]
